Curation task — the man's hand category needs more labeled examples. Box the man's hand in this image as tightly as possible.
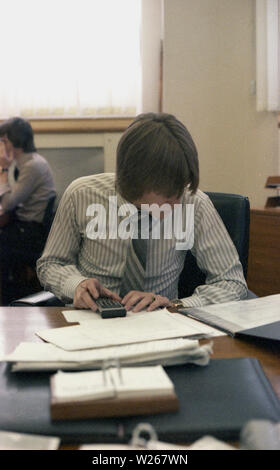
[0,139,13,169]
[121,290,173,313]
[74,278,122,311]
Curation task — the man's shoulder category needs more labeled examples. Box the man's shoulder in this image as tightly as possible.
[183,188,211,205]
[64,173,116,198]
[183,189,215,224]
[23,152,51,171]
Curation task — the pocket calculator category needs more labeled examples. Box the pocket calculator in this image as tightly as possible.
[95,297,127,318]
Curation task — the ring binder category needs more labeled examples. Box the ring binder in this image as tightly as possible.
[80,422,234,450]
[131,423,158,448]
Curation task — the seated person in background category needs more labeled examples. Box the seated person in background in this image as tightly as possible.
[37,112,247,312]
[0,117,56,293]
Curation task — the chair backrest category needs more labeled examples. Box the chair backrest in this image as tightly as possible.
[42,195,56,232]
[11,195,56,267]
[178,192,250,299]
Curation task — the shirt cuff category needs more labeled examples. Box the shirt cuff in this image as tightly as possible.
[62,274,89,301]
[180,294,205,308]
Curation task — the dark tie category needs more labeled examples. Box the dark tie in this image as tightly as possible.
[14,167,19,181]
[132,210,151,270]
[120,211,152,296]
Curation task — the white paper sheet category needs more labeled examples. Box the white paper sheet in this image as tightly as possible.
[0,431,60,450]
[36,310,223,351]
[3,337,200,363]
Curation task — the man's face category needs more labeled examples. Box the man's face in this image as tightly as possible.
[133,192,182,219]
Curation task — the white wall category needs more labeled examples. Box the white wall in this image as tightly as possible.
[163,0,279,207]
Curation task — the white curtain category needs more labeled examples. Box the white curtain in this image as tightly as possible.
[256,0,280,111]
[0,0,142,119]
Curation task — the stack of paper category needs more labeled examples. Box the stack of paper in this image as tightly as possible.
[35,310,220,351]
[3,337,212,372]
[3,309,215,372]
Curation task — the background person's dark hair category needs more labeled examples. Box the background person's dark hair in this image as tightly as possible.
[0,117,36,153]
[116,112,199,202]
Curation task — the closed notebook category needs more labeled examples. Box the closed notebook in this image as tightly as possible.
[50,365,179,420]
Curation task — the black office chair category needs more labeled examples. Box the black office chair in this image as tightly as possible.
[11,192,251,306]
[178,192,250,298]
[13,195,56,267]
[5,196,57,305]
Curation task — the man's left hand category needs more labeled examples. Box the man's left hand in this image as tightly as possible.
[121,290,173,312]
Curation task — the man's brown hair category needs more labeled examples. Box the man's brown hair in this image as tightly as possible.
[116,112,199,202]
[0,117,36,153]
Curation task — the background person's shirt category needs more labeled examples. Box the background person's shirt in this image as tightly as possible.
[0,152,56,223]
[37,172,248,307]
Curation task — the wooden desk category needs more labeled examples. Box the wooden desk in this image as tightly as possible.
[1,306,280,448]
[247,207,280,297]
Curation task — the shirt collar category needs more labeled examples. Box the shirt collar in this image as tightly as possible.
[14,152,34,170]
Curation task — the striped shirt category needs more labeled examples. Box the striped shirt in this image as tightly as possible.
[37,173,248,307]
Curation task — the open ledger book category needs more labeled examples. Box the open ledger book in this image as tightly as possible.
[50,365,178,420]
[179,294,280,339]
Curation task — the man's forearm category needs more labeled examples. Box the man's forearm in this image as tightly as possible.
[36,259,88,302]
[180,275,248,308]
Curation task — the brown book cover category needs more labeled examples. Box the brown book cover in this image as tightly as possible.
[50,390,179,421]
[50,366,179,421]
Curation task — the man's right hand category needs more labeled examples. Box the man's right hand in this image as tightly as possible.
[73,278,122,311]
[0,139,13,169]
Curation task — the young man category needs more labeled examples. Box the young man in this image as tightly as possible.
[0,117,56,223]
[0,117,56,301]
[37,112,247,312]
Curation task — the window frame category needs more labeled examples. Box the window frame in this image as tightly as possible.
[0,117,134,134]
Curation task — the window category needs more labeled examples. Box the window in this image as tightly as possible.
[0,0,142,119]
